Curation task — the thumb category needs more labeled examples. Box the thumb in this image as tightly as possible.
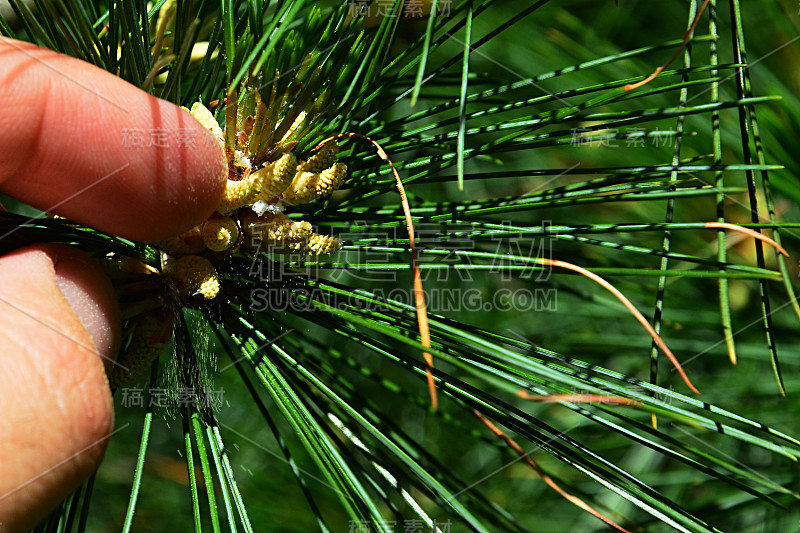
[0,244,119,532]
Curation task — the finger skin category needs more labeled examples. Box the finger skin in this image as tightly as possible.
[0,245,118,531]
[0,37,227,242]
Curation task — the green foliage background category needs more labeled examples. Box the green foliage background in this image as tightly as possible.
[2,0,800,531]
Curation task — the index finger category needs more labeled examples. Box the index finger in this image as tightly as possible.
[0,37,227,242]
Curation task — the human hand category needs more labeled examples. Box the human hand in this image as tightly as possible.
[0,36,226,531]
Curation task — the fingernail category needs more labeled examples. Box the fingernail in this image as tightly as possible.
[53,250,120,364]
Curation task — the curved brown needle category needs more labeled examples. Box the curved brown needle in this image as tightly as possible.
[312,133,438,409]
[517,391,642,407]
[705,222,789,257]
[535,257,699,394]
[471,409,632,533]
[625,0,711,91]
